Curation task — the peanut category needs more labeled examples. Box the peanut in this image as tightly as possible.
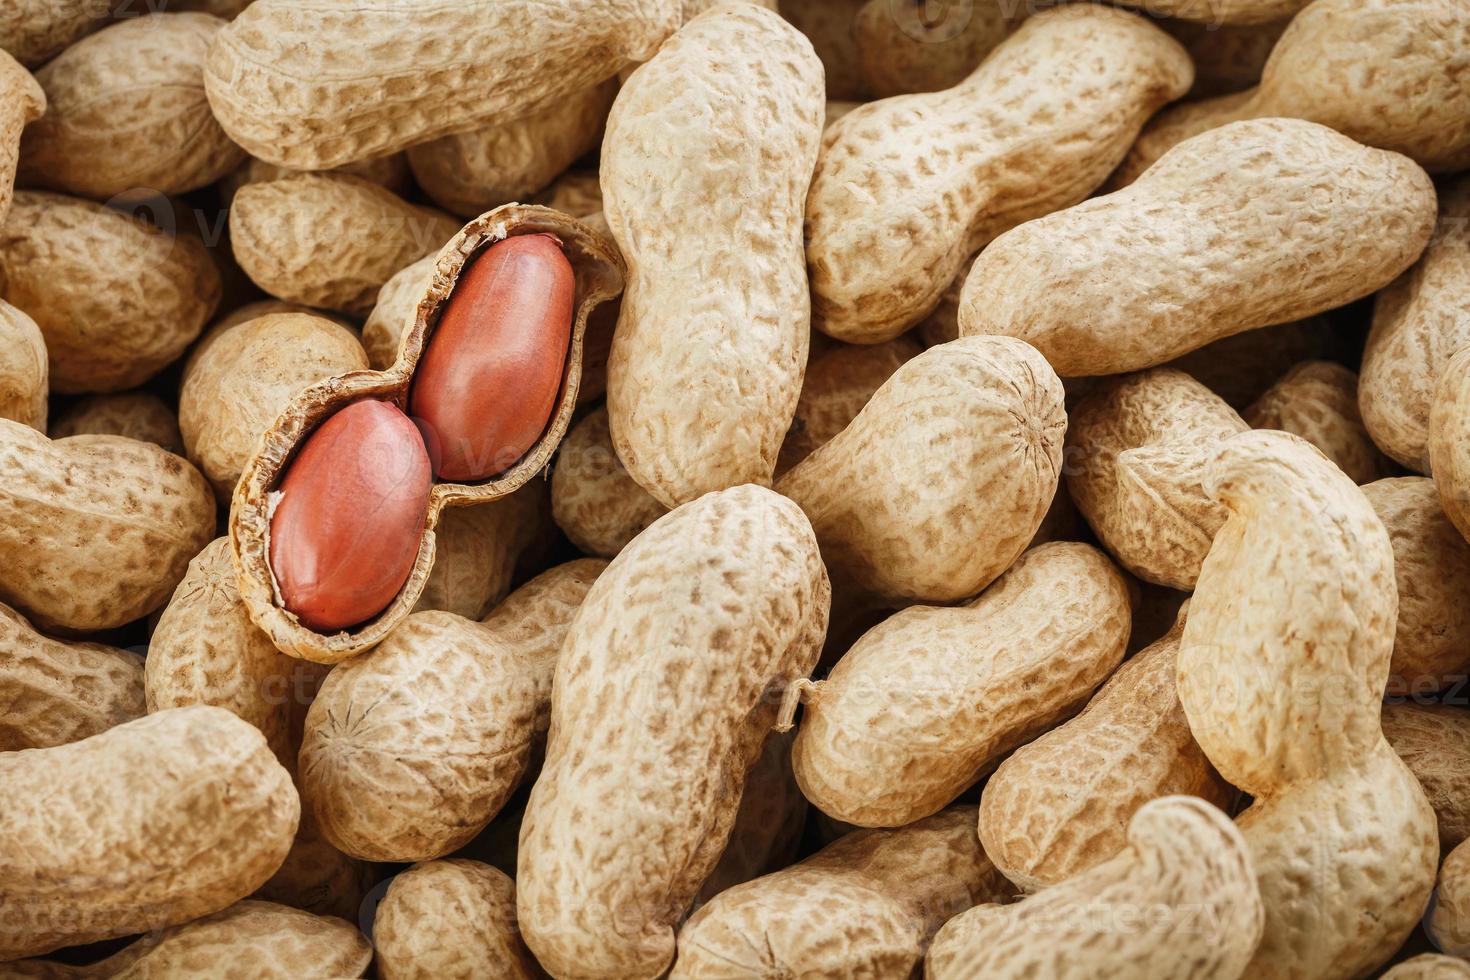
[960,119,1436,377]
[517,484,829,978]
[806,5,1190,344]
[551,404,668,558]
[791,541,1130,828]
[1383,702,1470,853]
[781,0,868,100]
[603,4,823,507]
[362,252,436,371]
[1429,345,1470,543]
[1383,956,1470,980]
[1244,361,1391,484]
[203,0,678,169]
[1165,317,1335,410]
[223,151,412,201]
[0,2,106,67]
[373,860,538,980]
[1114,0,1309,23]
[927,797,1263,980]
[533,170,604,219]
[695,729,806,904]
[1429,839,1470,959]
[414,479,552,620]
[0,706,298,960]
[50,391,181,453]
[0,298,46,431]
[1177,430,1438,978]
[0,50,41,228]
[851,0,1024,98]
[0,191,221,393]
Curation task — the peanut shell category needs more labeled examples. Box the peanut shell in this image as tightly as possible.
[551,405,667,559]
[1245,361,1392,484]
[0,50,42,227]
[1429,345,1470,544]
[50,391,181,453]
[1383,702,1470,853]
[0,298,46,431]
[1430,840,1470,959]
[414,479,551,620]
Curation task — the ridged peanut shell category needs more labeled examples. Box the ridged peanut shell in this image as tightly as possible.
[374,860,539,980]
[851,0,1024,97]
[0,50,42,227]
[50,391,181,453]
[1382,955,1470,980]
[0,2,105,67]
[222,152,412,201]
[696,729,806,904]
[1429,840,1470,959]
[1166,316,1335,410]
[551,404,667,558]
[1113,0,1308,23]
[362,252,436,371]
[414,479,551,619]
[1430,345,1470,544]
[0,298,45,431]
[1383,702,1470,852]
[1245,361,1391,484]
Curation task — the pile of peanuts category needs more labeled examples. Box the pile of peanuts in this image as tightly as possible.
[2,0,1470,977]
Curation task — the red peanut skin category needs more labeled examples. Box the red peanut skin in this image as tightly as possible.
[269,399,432,632]
[410,234,575,481]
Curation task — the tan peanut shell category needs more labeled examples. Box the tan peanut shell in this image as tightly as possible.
[777,335,1064,606]
[1363,177,1470,472]
[978,610,1233,892]
[0,298,46,431]
[1245,361,1391,484]
[1117,0,1470,184]
[960,119,1436,377]
[0,421,215,632]
[1163,16,1290,97]
[927,797,1263,980]
[1383,702,1470,853]
[50,391,182,453]
[1430,345,1470,544]
[0,2,105,67]
[229,203,623,663]
[204,0,678,169]
[362,252,436,371]
[19,13,245,199]
[671,807,1009,979]
[0,191,221,393]
[806,5,1191,344]
[1361,478,1470,692]
[223,152,413,201]
[408,79,616,218]
[851,0,1024,97]
[533,170,603,219]
[0,50,42,228]
[1166,316,1335,410]
[551,404,667,558]
[603,4,824,507]
[230,174,459,316]
[255,807,374,924]
[1429,839,1470,959]
[517,484,829,979]
[696,729,806,904]
[374,860,539,980]
[793,541,1129,828]
[414,479,551,620]
[180,312,368,499]
[1113,0,1308,23]
[8,900,371,979]
[1177,430,1438,979]
[781,0,867,100]
[1382,955,1470,980]
[0,600,143,752]
[0,706,298,960]
[1066,369,1248,590]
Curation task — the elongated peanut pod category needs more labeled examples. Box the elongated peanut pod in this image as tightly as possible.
[0,50,42,229]
[268,400,432,632]
[410,234,575,482]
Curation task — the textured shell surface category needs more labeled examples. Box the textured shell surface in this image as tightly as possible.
[1430,840,1470,959]
[851,0,1025,98]
[1381,955,1470,980]
[1244,361,1391,484]
[362,252,438,371]
[1430,346,1470,542]
[413,479,551,620]
[0,1,108,66]
[551,404,668,558]
[50,391,182,453]
[0,49,43,227]
[1113,0,1309,23]
[0,298,47,432]
[1383,701,1470,852]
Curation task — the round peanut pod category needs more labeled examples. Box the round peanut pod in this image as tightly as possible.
[363,252,436,371]
[927,797,1263,980]
[230,173,459,316]
[50,391,182,453]
[1244,361,1392,484]
[603,4,824,507]
[671,807,1009,979]
[0,421,216,632]
[517,484,830,979]
[0,191,221,393]
[1067,369,1250,590]
[414,478,551,620]
[1383,702,1470,853]
[0,50,42,228]
[407,78,616,218]
[9,900,371,979]
[978,607,1234,892]
[851,0,1025,98]
[373,860,539,980]
[1163,16,1291,97]
[1177,430,1438,978]
[1165,316,1335,411]
[203,0,678,170]
[696,729,806,904]
[222,152,413,202]
[0,706,299,960]
[1430,840,1470,959]
[0,298,46,432]
[0,600,143,752]
[776,335,1064,607]
[1361,478,1470,693]
[229,203,623,663]
[781,0,868,100]
[180,312,369,499]
[791,541,1131,828]
[806,5,1191,345]
[1429,346,1470,544]
[551,405,667,559]
[1117,0,1470,183]
[960,119,1436,377]
[1382,955,1470,980]
[18,13,245,200]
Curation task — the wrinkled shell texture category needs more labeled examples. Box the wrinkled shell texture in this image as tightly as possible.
[20,13,246,199]
[1430,840,1470,958]
[179,312,368,498]
[50,391,182,452]
[1383,702,1470,852]
[960,118,1436,377]
[806,5,1191,344]
[0,600,143,752]
[0,422,216,632]
[414,479,550,620]
[518,484,829,979]
[696,728,806,904]
[551,404,667,558]
[672,807,1008,979]
[1165,316,1335,410]
[230,173,459,315]
[0,706,299,960]
[362,251,437,371]
[0,50,43,227]
[1177,431,1438,979]
[927,797,1263,979]
[604,4,824,508]
[1362,477,1470,691]
[226,151,413,201]
[1119,0,1470,181]
[374,860,539,980]
[204,0,679,168]
[776,335,1065,605]
[1361,176,1470,472]
[0,298,47,431]
[1382,955,1470,980]
[1431,346,1470,543]
[851,0,1024,97]
[1066,369,1248,590]
[0,1,105,66]
[979,614,1233,892]
[0,191,221,393]
[1114,0,1309,23]
[780,0,867,100]
[1244,361,1391,484]
[794,542,1131,828]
